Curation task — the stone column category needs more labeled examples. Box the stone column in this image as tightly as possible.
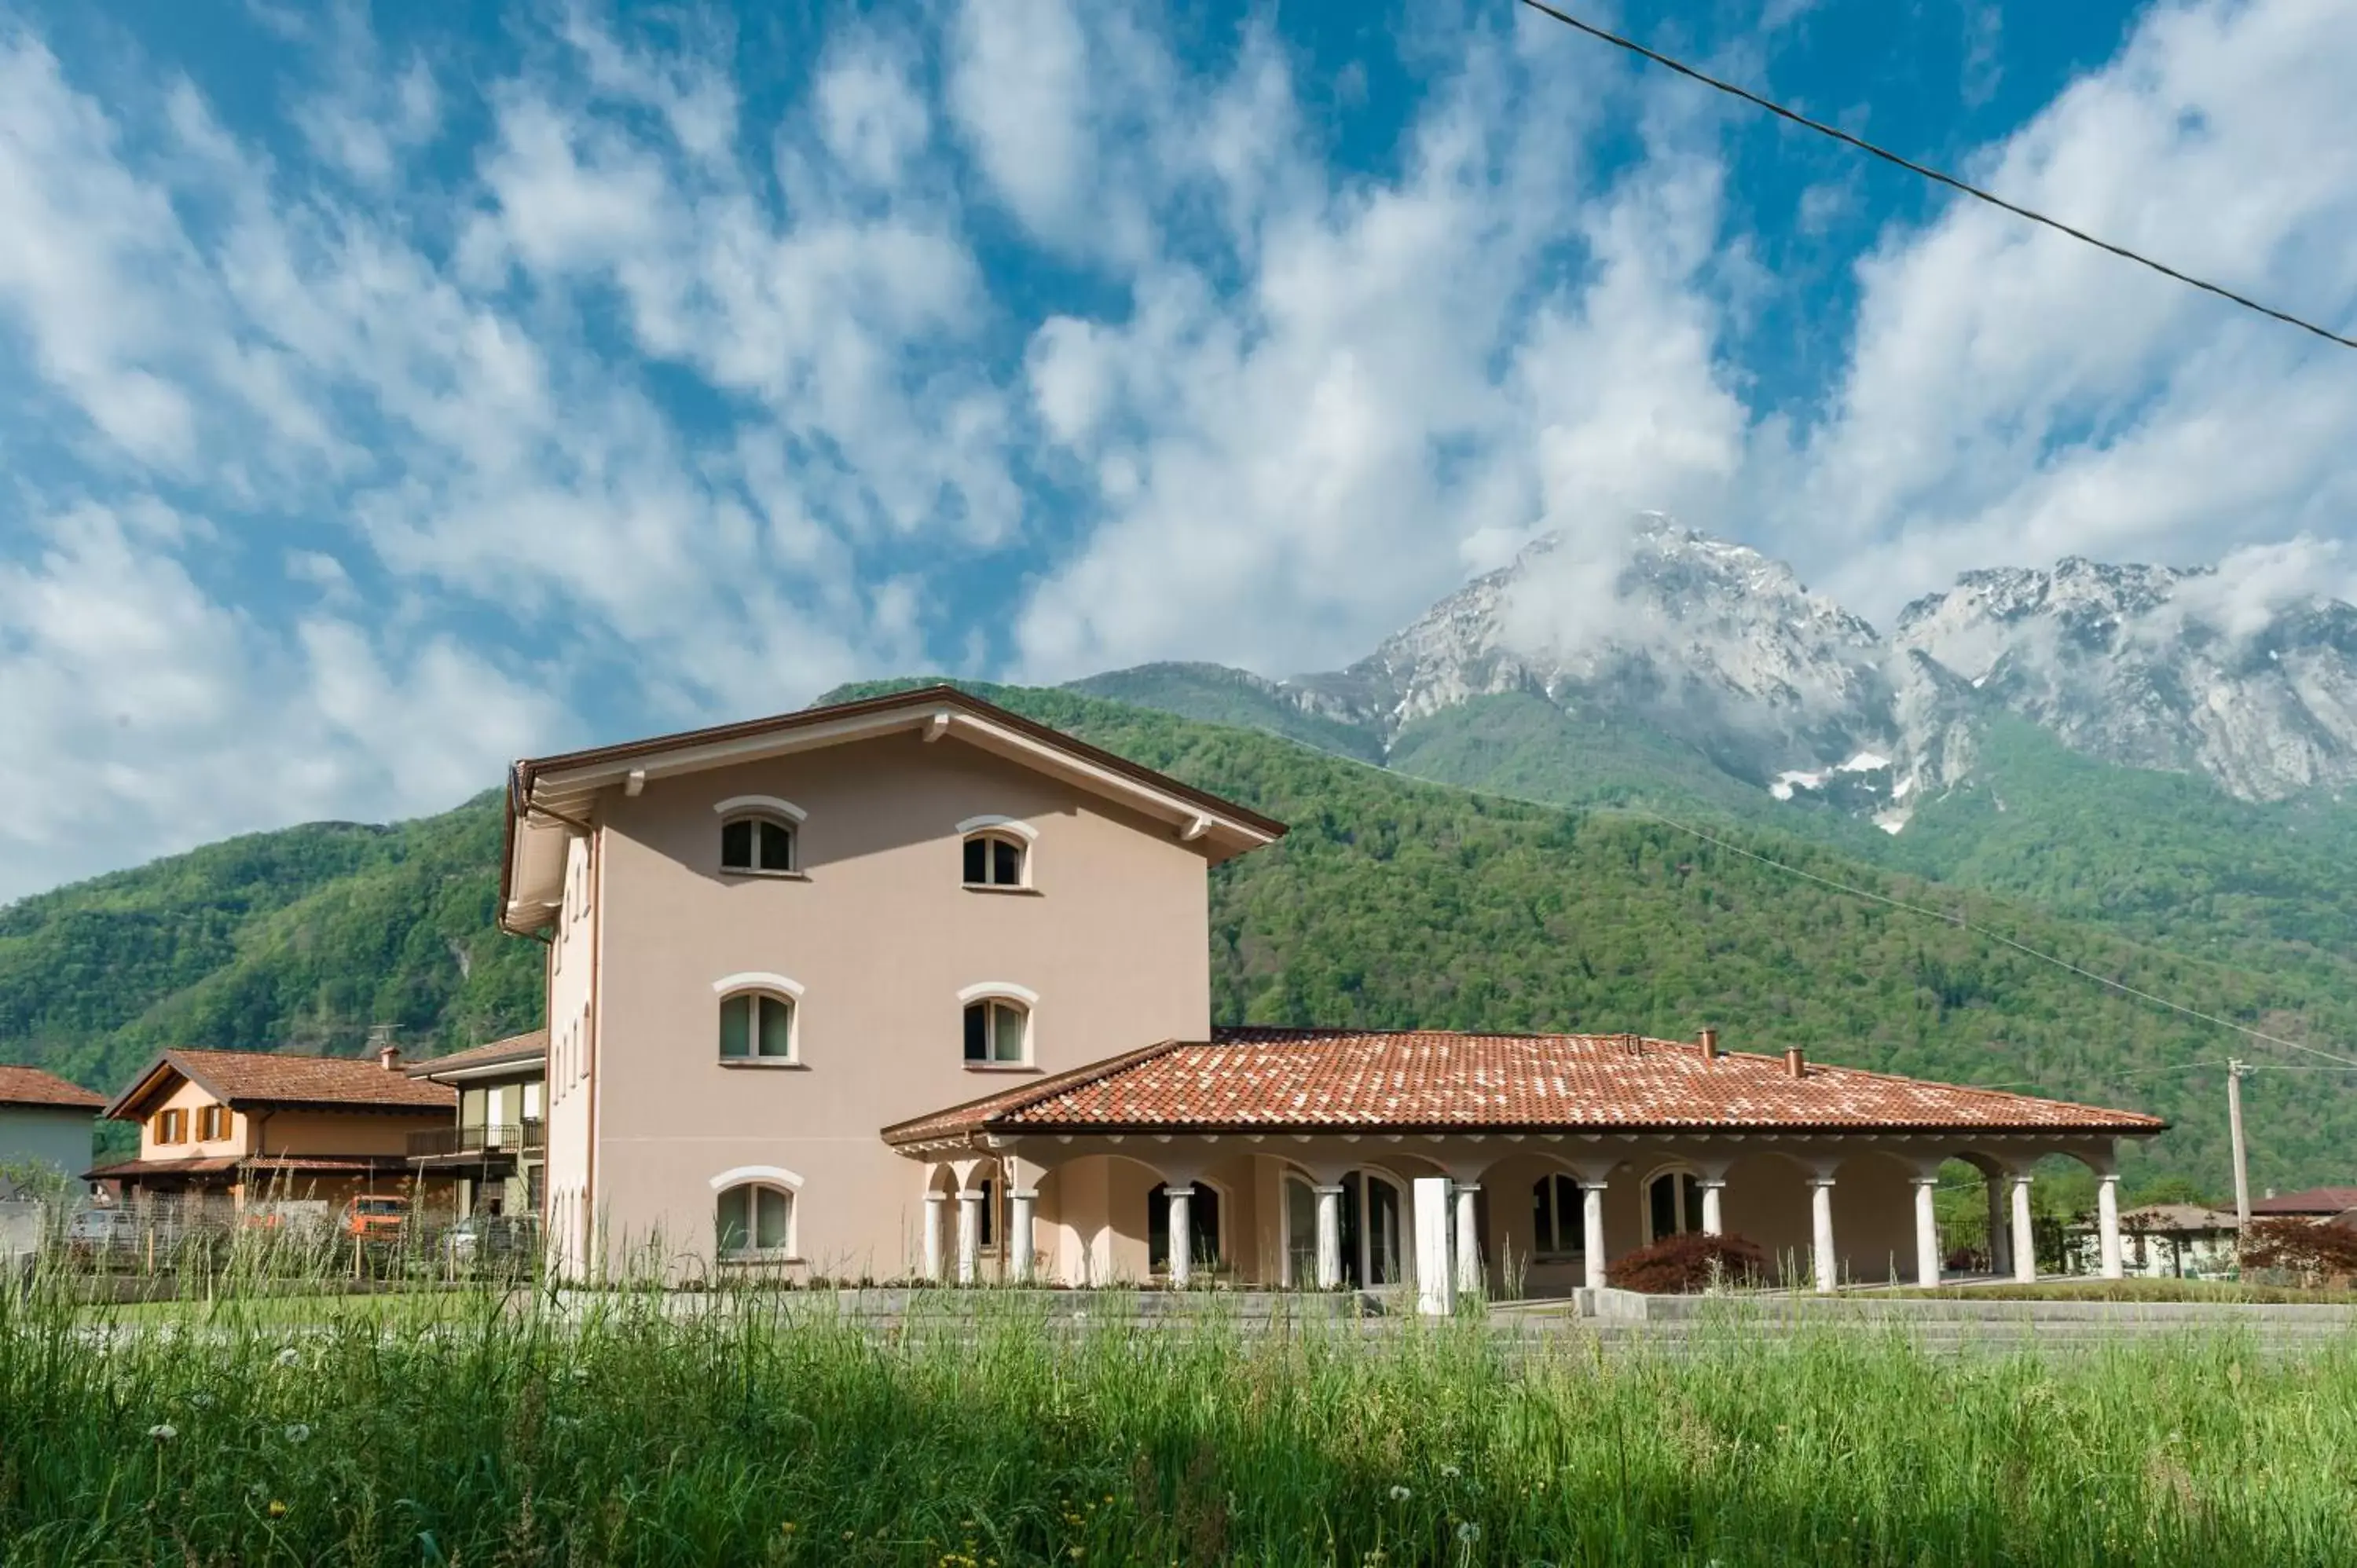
[1911,1175,1941,1288]
[1698,1177,1727,1237]
[955,1188,982,1286]
[1313,1184,1343,1289]
[1452,1182,1483,1296]
[1165,1185,1194,1288]
[1808,1175,1838,1294]
[2010,1174,2036,1283]
[1580,1179,1608,1292]
[1985,1174,2011,1277]
[2096,1171,2124,1280]
[921,1190,946,1284]
[1009,1188,1037,1284]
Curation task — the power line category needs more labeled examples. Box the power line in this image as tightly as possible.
[1623,803,2357,1072]
[1966,1060,2231,1094]
[1514,0,2357,353]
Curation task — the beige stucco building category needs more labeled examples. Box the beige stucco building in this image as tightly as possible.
[502,684,2165,1295]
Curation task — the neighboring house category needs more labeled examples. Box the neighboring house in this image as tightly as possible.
[0,1065,105,1196]
[497,683,2168,1293]
[2251,1186,2357,1224]
[2072,1203,2241,1279]
[89,1044,456,1216]
[405,1030,548,1220]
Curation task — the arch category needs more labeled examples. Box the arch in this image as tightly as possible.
[962,987,1034,1066]
[1637,1160,1708,1246]
[713,1178,797,1258]
[708,1164,805,1191]
[710,972,807,998]
[956,980,1039,1006]
[712,794,808,822]
[955,814,1038,842]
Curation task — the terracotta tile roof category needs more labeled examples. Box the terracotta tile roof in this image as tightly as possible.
[0,1064,105,1111]
[2252,1186,2357,1215]
[884,1028,2168,1147]
[85,1153,412,1182]
[105,1050,456,1119]
[405,1030,548,1079]
[85,1156,243,1179]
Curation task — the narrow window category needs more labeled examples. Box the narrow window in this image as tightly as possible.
[962,998,1028,1064]
[716,1183,793,1255]
[720,993,796,1060]
[961,830,1028,888]
[1532,1174,1584,1258]
[720,816,797,874]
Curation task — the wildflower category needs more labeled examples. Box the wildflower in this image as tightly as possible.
[1457,1522,1480,1544]
[1441,1464,1460,1478]
[148,1423,177,1442]
[780,1522,796,1535]
[189,1391,214,1409]
[275,1347,300,1368]
[267,1500,288,1519]
[284,1423,311,1445]
[1389,1486,1411,1503]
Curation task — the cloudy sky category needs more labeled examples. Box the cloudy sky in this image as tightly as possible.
[2,0,2352,901]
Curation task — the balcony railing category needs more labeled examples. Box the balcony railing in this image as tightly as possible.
[408,1121,546,1159]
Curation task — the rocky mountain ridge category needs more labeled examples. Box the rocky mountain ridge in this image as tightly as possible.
[1149,519,2357,825]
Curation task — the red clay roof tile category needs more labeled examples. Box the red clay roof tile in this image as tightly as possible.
[0,1064,105,1111]
[884,1028,2167,1146]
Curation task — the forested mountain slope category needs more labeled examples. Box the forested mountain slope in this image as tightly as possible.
[7,682,2348,1192]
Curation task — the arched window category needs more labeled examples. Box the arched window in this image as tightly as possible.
[963,998,1029,1064]
[957,815,1035,888]
[1147,1181,1223,1274]
[715,1181,794,1258]
[713,974,803,1063]
[1645,1169,1706,1244]
[714,796,806,876]
[1532,1173,1584,1259]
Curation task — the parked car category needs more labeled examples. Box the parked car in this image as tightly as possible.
[338,1194,411,1241]
[66,1207,139,1255]
[441,1213,538,1266]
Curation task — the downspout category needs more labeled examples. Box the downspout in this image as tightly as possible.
[584,822,603,1278]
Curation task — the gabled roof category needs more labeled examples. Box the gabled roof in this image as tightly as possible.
[104,1050,456,1121]
[883,1027,2168,1149]
[2252,1186,2357,1216]
[2117,1203,2240,1232]
[0,1064,105,1112]
[499,683,1288,932]
[405,1029,548,1083]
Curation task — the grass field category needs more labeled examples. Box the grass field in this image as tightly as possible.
[1861,1277,2357,1305]
[9,1273,2357,1566]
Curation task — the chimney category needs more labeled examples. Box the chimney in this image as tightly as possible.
[368,1023,401,1072]
[1698,1028,1719,1064]
[1784,1046,1805,1079]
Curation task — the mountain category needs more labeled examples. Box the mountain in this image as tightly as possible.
[10,680,2355,1194]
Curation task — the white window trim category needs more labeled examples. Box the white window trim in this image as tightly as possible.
[714,977,804,1064]
[955,814,1037,843]
[712,1175,801,1260]
[712,795,808,822]
[1639,1163,1704,1247]
[956,980,1038,1006]
[959,987,1036,1068]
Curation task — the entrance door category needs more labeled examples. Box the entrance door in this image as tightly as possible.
[1283,1177,1318,1286]
[1333,1171,1406,1288]
[1645,1170,1706,1244]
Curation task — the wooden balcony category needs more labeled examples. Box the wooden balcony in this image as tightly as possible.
[407,1121,547,1160]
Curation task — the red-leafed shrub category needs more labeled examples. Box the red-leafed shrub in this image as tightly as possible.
[1604,1231,1770,1294]
[2242,1217,2357,1288]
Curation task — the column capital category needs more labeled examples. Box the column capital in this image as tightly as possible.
[2095,1170,2122,1185]
[1009,1189,1038,1202]
[1450,1181,1483,1194]
[922,1190,948,1203]
[1310,1182,1345,1196]
[956,1188,986,1201]
[1694,1176,1728,1190]
[1805,1174,1838,1189]
[1909,1174,1942,1189]
[1578,1178,1610,1192]
[1161,1185,1197,1199]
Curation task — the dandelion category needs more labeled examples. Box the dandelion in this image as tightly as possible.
[1441,1464,1461,1478]
[275,1347,300,1368]
[284,1423,311,1445]
[1457,1522,1480,1544]
[780,1522,796,1535]
[1389,1485,1411,1502]
[147,1423,177,1442]
[267,1500,288,1519]
[189,1391,214,1409]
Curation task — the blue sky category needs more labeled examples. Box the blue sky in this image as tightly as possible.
[2,0,2354,900]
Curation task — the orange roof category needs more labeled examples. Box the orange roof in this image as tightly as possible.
[0,1064,105,1111]
[405,1030,548,1079]
[104,1049,455,1120]
[884,1028,2168,1147]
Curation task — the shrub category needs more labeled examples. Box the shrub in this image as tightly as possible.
[1605,1231,1769,1294]
[2242,1217,2357,1288]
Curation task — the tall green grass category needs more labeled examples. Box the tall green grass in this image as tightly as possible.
[5,1266,2355,1566]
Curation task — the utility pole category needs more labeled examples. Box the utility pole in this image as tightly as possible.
[2227,1060,2252,1233]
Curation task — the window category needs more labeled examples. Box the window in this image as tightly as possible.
[963,998,1029,1064]
[716,1183,794,1257]
[720,815,797,874]
[962,832,1027,888]
[1645,1171,1706,1244]
[196,1105,229,1141]
[1532,1173,1585,1259]
[720,991,797,1061]
[154,1108,188,1145]
[1148,1182,1223,1273]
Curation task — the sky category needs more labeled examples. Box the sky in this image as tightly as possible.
[2,0,2354,903]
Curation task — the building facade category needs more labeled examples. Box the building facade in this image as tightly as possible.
[0,1065,104,1195]
[502,685,2166,1293]
[91,1046,456,1215]
[405,1031,548,1221]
